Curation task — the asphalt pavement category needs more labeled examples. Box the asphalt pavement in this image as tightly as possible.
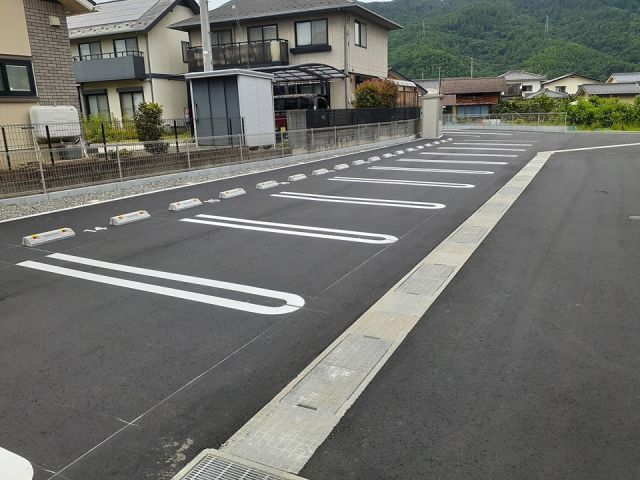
[1,130,639,479]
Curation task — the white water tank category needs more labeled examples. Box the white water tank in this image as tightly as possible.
[29,106,81,141]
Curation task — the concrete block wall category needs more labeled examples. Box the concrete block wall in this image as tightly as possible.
[23,0,80,110]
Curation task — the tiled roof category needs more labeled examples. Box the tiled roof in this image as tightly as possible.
[542,73,599,85]
[580,82,640,96]
[499,70,546,82]
[608,72,640,83]
[524,88,569,99]
[169,0,401,31]
[68,0,198,39]
[441,77,507,95]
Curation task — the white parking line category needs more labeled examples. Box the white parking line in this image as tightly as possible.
[181,215,398,244]
[398,158,508,165]
[0,447,33,480]
[328,177,474,188]
[271,192,445,209]
[439,147,526,152]
[421,152,518,158]
[444,131,513,136]
[369,166,494,175]
[18,254,304,315]
[455,142,533,147]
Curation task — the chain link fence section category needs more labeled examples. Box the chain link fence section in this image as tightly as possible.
[443,112,568,132]
[0,118,420,200]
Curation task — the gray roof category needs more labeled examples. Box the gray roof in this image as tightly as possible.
[608,72,640,83]
[499,70,546,82]
[68,0,198,39]
[169,0,402,31]
[579,82,640,96]
[524,88,569,99]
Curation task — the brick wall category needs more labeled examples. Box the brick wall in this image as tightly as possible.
[23,0,79,109]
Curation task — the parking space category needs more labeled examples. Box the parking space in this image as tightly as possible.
[2,130,634,479]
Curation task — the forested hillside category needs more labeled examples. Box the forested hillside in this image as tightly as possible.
[365,0,640,80]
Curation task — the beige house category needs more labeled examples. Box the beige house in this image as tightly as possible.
[68,0,199,120]
[0,0,93,125]
[607,72,640,84]
[169,0,401,110]
[541,73,599,96]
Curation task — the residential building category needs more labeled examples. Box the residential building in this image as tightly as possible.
[576,83,640,104]
[413,79,440,95]
[387,69,426,107]
[169,0,402,110]
[541,73,598,96]
[68,0,199,120]
[440,77,507,116]
[524,88,569,99]
[607,72,640,84]
[499,70,546,97]
[0,0,93,125]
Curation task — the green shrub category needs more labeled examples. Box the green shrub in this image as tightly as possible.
[354,79,399,109]
[134,102,169,154]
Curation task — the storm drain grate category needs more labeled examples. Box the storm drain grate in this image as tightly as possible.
[181,454,287,480]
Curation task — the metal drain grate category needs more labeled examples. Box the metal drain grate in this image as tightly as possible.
[179,453,296,480]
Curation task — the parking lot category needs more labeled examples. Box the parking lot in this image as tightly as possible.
[1,129,639,479]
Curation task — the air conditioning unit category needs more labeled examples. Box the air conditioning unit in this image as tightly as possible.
[29,106,81,141]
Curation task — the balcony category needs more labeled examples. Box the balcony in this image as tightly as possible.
[73,51,146,83]
[187,39,289,73]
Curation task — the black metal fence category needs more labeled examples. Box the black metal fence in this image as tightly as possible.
[306,107,421,128]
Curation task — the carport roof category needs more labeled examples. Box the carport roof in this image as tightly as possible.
[258,63,347,83]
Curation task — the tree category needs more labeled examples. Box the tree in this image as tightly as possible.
[134,102,169,154]
[354,80,399,108]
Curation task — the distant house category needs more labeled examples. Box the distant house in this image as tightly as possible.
[440,77,507,116]
[169,0,402,110]
[524,88,569,99]
[412,79,440,95]
[576,83,640,104]
[607,72,640,84]
[0,0,93,125]
[68,0,199,120]
[499,70,546,97]
[387,70,426,107]
[541,73,598,95]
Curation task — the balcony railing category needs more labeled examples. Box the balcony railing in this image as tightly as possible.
[187,39,289,72]
[73,51,146,83]
[73,50,144,62]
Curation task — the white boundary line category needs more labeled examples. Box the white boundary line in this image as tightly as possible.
[18,253,304,315]
[421,152,518,158]
[454,143,533,147]
[397,159,508,165]
[271,192,445,210]
[368,166,494,175]
[328,177,475,188]
[438,147,526,152]
[181,215,398,245]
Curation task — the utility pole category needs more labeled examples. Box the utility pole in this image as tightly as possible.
[470,57,474,78]
[199,0,213,71]
[438,66,442,94]
[545,14,549,37]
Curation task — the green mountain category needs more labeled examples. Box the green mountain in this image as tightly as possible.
[365,0,640,80]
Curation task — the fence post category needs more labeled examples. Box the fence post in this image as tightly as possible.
[311,128,315,150]
[239,133,244,165]
[101,123,107,160]
[334,126,337,148]
[45,125,55,165]
[115,143,123,182]
[1,127,11,171]
[173,120,180,153]
[357,124,360,144]
[186,137,192,171]
[377,122,381,142]
[281,130,285,158]
[537,113,541,127]
[34,141,47,194]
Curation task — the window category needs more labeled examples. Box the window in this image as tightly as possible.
[354,20,367,48]
[248,25,278,42]
[181,41,190,63]
[78,41,102,60]
[86,93,109,116]
[522,84,533,92]
[211,30,233,46]
[556,86,567,93]
[295,19,328,46]
[119,91,144,118]
[113,37,139,57]
[0,59,36,97]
